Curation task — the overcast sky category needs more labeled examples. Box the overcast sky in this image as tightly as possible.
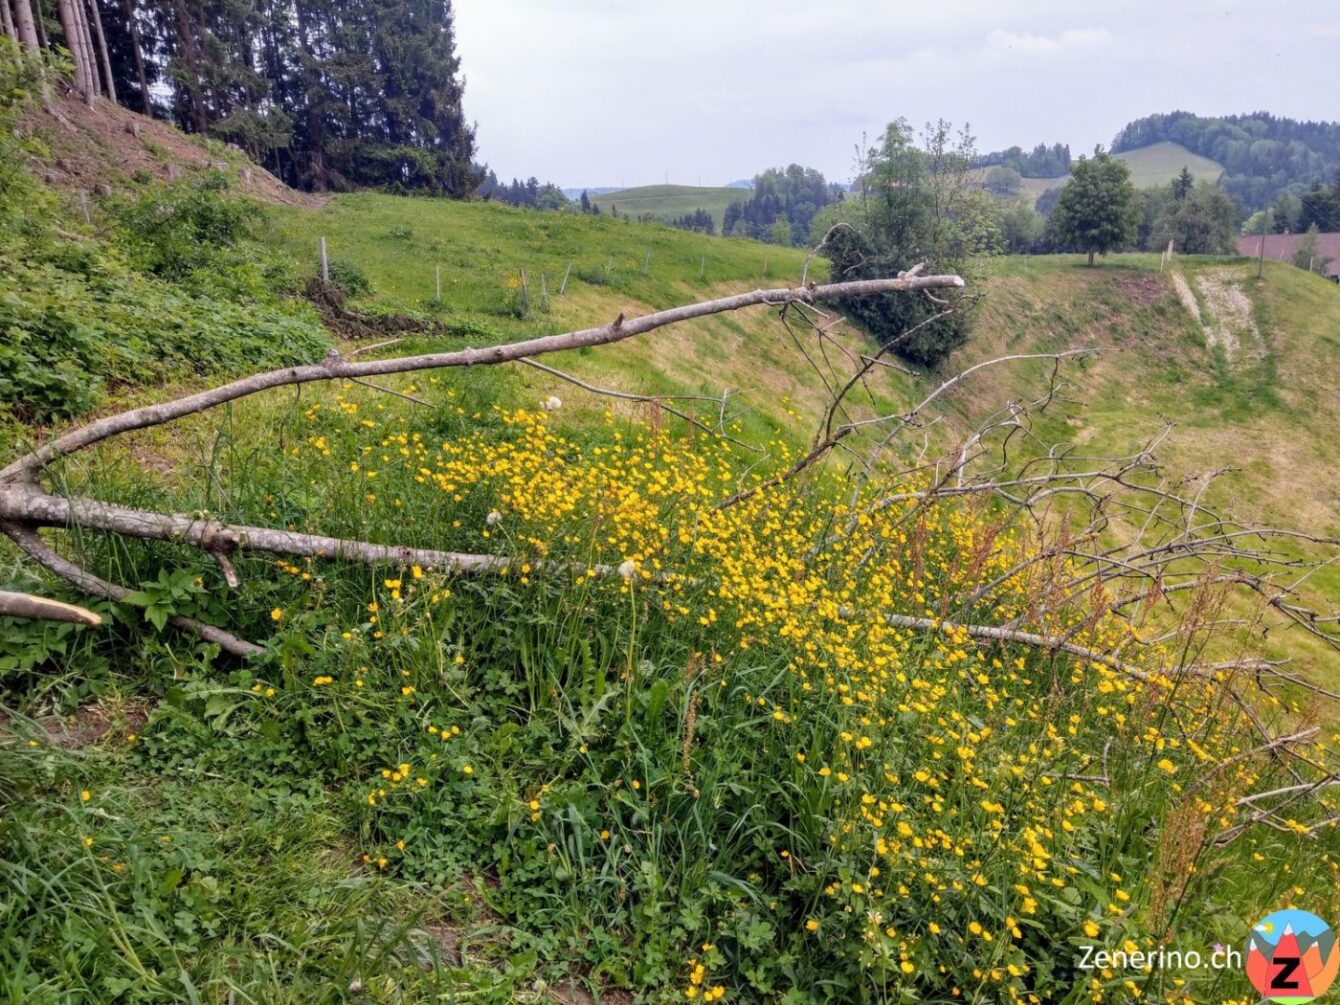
[453,0,1339,189]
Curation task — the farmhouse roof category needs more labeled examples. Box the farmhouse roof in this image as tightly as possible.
[1237,232,1340,280]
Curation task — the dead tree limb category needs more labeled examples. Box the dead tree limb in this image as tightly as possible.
[1,522,262,656]
[0,276,964,485]
[0,589,101,626]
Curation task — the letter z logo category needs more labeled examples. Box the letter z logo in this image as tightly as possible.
[1270,956,1301,991]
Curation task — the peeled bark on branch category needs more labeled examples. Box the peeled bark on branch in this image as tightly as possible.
[0,589,101,625]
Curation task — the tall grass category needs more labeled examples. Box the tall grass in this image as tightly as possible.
[5,378,1336,1003]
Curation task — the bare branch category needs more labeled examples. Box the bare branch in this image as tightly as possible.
[1,522,263,657]
[0,275,964,484]
[0,589,102,626]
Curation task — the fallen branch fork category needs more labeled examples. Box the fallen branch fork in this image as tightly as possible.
[2,522,261,656]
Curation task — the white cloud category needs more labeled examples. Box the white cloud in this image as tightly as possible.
[985,28,1113,54]
[452,1,1339,188]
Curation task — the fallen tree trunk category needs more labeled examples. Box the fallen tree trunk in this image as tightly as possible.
[0,483,601,577]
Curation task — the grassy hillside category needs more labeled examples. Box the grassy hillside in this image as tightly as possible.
[264,193,894,448]
[1002,141,1224,205]
[935,252,1340,688]
[5,157,1340,1002]
[269,194,1340,694]
[584,184,743,231]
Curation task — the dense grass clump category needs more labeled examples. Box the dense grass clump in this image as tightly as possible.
[4,383,1336,1002]
[0,153,328,423]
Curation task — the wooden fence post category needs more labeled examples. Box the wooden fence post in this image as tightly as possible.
[319,237,329,282]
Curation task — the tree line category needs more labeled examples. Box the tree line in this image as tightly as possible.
[476,170,569,211]
[721,165,845,244]
[973,141,1071,178]
[1111,111,1340,212]
[1,0,478,196]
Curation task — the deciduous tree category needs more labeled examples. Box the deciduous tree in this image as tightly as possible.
[1048,148,1137,266]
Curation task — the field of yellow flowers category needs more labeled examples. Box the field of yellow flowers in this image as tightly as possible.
[2,370,1338,1004]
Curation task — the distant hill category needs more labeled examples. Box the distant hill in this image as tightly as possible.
[984,142,1224,208]
[587,184,745,231]
[561,187,621,200]
[724,179,755,189]
[1112,111,1340,211]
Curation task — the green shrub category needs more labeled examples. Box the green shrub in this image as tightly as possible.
[108,172,261,281]
[0,247,329,422]
[327,258,373,298]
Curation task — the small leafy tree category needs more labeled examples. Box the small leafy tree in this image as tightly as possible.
[822,119,993,367]
[1292,225,1333,275]
[1150,181,1240,254]
[1048,149,1137,265]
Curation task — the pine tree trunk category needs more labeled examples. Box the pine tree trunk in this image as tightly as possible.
[56,0,90,95]
[121,0,149,114]
[2,0,17,44]
[86,0,115,103]
[171,0,207,133]
[33,0,47,47]
[12,0,40,49]
[74,0,100,101]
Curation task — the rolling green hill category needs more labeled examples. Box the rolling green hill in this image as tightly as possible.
[584,183,744,231]
[994,141,1225,205]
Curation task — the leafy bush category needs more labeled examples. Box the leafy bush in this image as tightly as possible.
[327,258,373,298]
[108,172,261,280]
[825,225,974,367]
[0,247,329,422]
[572,263,618,287]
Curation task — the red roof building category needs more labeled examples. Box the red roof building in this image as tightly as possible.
[1237,232,1340,281]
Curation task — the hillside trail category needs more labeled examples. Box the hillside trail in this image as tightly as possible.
[1171,266,1265,363]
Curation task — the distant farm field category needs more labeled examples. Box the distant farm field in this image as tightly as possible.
[587,184,744,230]
[985,141,1225,205]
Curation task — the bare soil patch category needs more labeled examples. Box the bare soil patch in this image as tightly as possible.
[1193,268,1264,362]
[20,88,324,208]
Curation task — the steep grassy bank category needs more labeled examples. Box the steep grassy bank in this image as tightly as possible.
[2,135,1339,1003]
